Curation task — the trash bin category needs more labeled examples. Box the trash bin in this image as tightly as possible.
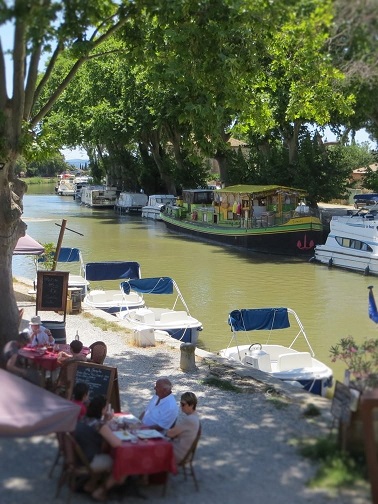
[41,320,66,344]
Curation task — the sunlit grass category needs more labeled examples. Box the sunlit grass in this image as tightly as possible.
[81,312,132,335]
[299,436,368,490]
[200,376,243,393]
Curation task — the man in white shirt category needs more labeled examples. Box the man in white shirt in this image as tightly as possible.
[139,378,178,432]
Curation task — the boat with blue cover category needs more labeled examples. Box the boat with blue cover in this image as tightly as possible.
[219,307,333,396]
[83,261,145,313]
[117,276,203,344]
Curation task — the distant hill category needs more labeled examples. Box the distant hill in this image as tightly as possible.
[66,159,89,168]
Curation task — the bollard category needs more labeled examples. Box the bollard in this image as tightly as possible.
[180,342,197,372]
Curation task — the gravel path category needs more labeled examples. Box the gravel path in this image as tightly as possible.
[0,279,371,504]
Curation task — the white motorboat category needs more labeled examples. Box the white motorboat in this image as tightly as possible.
[83,261,145,313]
[313,204,378,275]
[219,307,333,396]
[115,192,148,213]
[117,277,203,344]
[141,195,176,220]
[81,185,118,208]
[35,247,89,297]
[73,176,93,201]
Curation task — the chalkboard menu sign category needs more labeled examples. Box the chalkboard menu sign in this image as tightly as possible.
[67,361,120,412]
[331,381,352,423]
[36,271,69,312]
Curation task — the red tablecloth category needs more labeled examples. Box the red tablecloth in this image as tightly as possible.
[18,344,90,372]
[112,439,177,481]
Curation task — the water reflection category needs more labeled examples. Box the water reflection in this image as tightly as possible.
[13,184,377,384]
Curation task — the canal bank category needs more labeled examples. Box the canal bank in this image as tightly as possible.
[4,277,370,504]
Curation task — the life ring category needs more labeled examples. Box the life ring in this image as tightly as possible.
[192,211,198,221]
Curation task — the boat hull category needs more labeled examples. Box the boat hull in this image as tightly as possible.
[313,210,378,275]
[220,344,333,396]
[83,289,145,314]
[119,307,202,344]
[161,214,323,256]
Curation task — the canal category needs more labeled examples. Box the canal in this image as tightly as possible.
[12,183,377,385]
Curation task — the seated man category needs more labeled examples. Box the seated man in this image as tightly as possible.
[139,377,178,432]
[57,340,87,364]
[28,315,54,347]
[1,331,42,385]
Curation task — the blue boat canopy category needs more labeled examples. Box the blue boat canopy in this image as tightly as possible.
[37,247,81,263]
[85,261,141,281]
[121,277,174,295]
[353,193,378,202]
[228,308,290,332]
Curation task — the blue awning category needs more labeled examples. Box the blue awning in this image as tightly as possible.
[37,247,81,263]
[85,262,141,281]
[121,277,174,295]
[228,308,290,332]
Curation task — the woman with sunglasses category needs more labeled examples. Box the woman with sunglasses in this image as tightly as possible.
[166,392,200,463]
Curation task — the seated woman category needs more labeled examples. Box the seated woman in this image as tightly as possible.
[74,395,125,501]
[166,392,200,463]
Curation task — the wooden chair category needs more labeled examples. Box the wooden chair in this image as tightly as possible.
[49,432,65,478]
[88,341,107,365]
[54,360,78,398]
[55,432,107,504]
[164,423,202,495]
[178,423,201,490]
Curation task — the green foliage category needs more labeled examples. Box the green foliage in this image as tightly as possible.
[38,243,56,271]
[300,436,366,490]
[330,334,378,392]
[200,376,242,393]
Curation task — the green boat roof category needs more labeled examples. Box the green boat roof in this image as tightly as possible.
[214,184,307,197]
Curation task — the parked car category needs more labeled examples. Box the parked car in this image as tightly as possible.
[353,193,378,209]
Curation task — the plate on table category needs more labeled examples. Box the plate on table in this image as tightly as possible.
[114,431,138,442]
[135,429,165,439]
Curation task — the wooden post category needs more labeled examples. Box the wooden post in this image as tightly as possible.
[52,219,67,271]
[360,390,378,504]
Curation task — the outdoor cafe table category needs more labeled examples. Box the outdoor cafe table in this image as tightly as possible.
[112,438,177,481]
[18,344,90,372]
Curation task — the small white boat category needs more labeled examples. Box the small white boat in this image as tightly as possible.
[35,247,89,297]
[313,204,378,275]
[141,195,176,220]
[83,261,145,313]
[73,176,93,201]
[81,185,118,208]
[115,192,148,213]
[117,277,203,344]
[219,307,333,396]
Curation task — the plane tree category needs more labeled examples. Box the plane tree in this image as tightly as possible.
[0,0,132,347]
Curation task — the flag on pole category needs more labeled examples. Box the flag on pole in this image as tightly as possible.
[368,286,378,323]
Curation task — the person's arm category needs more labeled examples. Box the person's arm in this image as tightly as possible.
[44,329,54,343]
[6,354,27,377]
[166,422,184,439]
[99,423,122,448]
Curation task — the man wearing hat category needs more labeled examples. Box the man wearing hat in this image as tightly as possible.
[28,315,55,347]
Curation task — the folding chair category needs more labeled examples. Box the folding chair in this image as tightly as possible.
[49,432,65,478]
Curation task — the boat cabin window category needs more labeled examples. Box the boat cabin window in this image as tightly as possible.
[335,236,372,252]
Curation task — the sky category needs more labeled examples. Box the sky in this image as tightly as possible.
[1,21,376,162]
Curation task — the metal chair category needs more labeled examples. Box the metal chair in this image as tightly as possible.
[88,341,107,365]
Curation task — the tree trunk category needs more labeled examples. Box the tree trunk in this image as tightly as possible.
[147,132,177,195]
[0,164,27,349]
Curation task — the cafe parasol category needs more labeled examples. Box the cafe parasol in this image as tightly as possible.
[13,234,44,255]
[0,369,80,436]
